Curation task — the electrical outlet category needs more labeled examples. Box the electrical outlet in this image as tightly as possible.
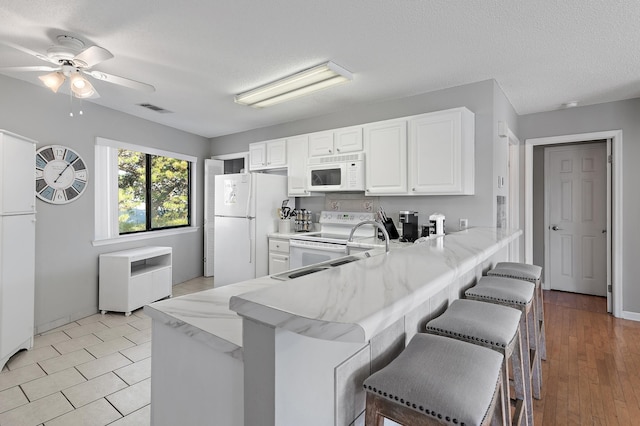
[459,218,468,230]
[362,200,373,212]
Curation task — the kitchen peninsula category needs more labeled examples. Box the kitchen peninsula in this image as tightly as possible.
[145,227,521,426]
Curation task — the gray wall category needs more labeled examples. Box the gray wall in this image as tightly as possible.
[519,98,640,315]
[0,75,210,333]
[211,80,516,231]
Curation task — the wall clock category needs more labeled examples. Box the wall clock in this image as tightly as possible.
[35,145,88,204]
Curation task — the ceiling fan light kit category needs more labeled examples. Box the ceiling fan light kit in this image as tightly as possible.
[235,61,352,108]
[69,72,96,98]
[0,33,155,101]
[38,71,65,92]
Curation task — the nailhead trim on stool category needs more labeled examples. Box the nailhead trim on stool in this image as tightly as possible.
[488,262,547,361]
[425,299,528,425]
[465,276,540,426]
[363,333,505,426]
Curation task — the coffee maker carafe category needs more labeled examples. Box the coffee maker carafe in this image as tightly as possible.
[399,211,419,242]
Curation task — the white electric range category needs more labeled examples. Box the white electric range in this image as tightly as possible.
[288,211,379,269]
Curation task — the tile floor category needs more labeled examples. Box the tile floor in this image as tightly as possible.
[0,276,214,426]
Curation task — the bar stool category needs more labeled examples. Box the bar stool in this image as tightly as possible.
[363,333,505,426]
[425,299,529,426]
[465,276,542,404]
[488,262,547,361]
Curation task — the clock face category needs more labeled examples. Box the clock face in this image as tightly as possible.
[35,145,88,204]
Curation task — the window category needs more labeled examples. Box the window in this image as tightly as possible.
[118,149,191,234]
[94,137,197,244]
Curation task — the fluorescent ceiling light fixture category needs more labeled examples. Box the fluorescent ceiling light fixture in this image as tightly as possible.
[235,61,352,108]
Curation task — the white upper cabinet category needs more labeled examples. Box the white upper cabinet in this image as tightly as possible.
[286,135,311,197]
[308,126,363,157]
[408,107,475,195]
[0,131,36,214]
[308,131,334,156]
[249,139,287,171]
[364,119,407,195]
[334,126,363,154]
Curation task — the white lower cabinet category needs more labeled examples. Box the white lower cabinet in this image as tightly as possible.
[0,215,36,369]
[99,246,172,316]
[268,237,290,275]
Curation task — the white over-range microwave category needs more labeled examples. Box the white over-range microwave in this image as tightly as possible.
[307,152,365,192]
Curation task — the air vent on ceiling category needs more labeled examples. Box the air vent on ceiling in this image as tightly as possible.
[138,103,173,113]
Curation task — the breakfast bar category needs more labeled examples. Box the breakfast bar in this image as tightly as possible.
[145,227,521,426]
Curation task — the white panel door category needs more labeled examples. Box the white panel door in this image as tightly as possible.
[204,159,223,277]
[545,143,607,296]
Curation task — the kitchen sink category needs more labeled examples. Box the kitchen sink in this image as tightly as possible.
[287,266,330,279]
[271,255,365,281]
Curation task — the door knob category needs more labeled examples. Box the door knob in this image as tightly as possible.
[551,225,563,231]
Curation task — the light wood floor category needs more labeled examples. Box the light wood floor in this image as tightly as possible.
[534,290,640,425]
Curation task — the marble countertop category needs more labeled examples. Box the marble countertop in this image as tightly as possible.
[145,227,520,360]
[230,227,521,343]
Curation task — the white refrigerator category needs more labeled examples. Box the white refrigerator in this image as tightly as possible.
[213,173,288,287]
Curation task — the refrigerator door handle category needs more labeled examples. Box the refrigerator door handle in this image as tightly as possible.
[248,218,254,264]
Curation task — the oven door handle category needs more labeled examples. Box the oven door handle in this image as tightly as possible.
[289,240,348,253]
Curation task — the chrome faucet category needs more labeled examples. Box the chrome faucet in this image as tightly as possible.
[346,220,390,254]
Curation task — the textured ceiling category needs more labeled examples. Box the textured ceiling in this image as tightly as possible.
[0,1,639,138]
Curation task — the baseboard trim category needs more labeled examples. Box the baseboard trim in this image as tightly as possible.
[621,310,640,322]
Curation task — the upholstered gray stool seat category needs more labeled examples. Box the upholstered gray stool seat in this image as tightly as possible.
[426,299,528,425]
[363,333,505,426]
[465,276,541,410]
[489,262,547,361]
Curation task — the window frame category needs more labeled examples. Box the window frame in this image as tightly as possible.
[94,137,198,246]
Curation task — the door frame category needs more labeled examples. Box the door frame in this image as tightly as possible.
[507,129,520,262]
[543,142,608,299]
[525,130,623,317]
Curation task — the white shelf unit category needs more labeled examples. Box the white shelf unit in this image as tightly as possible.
[0,130,36,371]
[99,246,172,316]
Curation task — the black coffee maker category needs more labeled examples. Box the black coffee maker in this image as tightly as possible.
[399,211,419,242]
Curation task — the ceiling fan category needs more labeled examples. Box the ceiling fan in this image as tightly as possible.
[0,34,155,98]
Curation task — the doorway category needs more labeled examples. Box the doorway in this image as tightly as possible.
[525,130,623,317]
[544,142,607,297]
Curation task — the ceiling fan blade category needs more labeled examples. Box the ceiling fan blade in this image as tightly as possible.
[0,41,58,64]
[0,65,61,72]
[85,70,155,93]
[73,45,114,68]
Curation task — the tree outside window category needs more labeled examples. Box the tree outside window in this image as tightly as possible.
[118,149,190,234]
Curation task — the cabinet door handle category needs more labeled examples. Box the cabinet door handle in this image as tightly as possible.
[336,148,340,152]
[328,149,332,153]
